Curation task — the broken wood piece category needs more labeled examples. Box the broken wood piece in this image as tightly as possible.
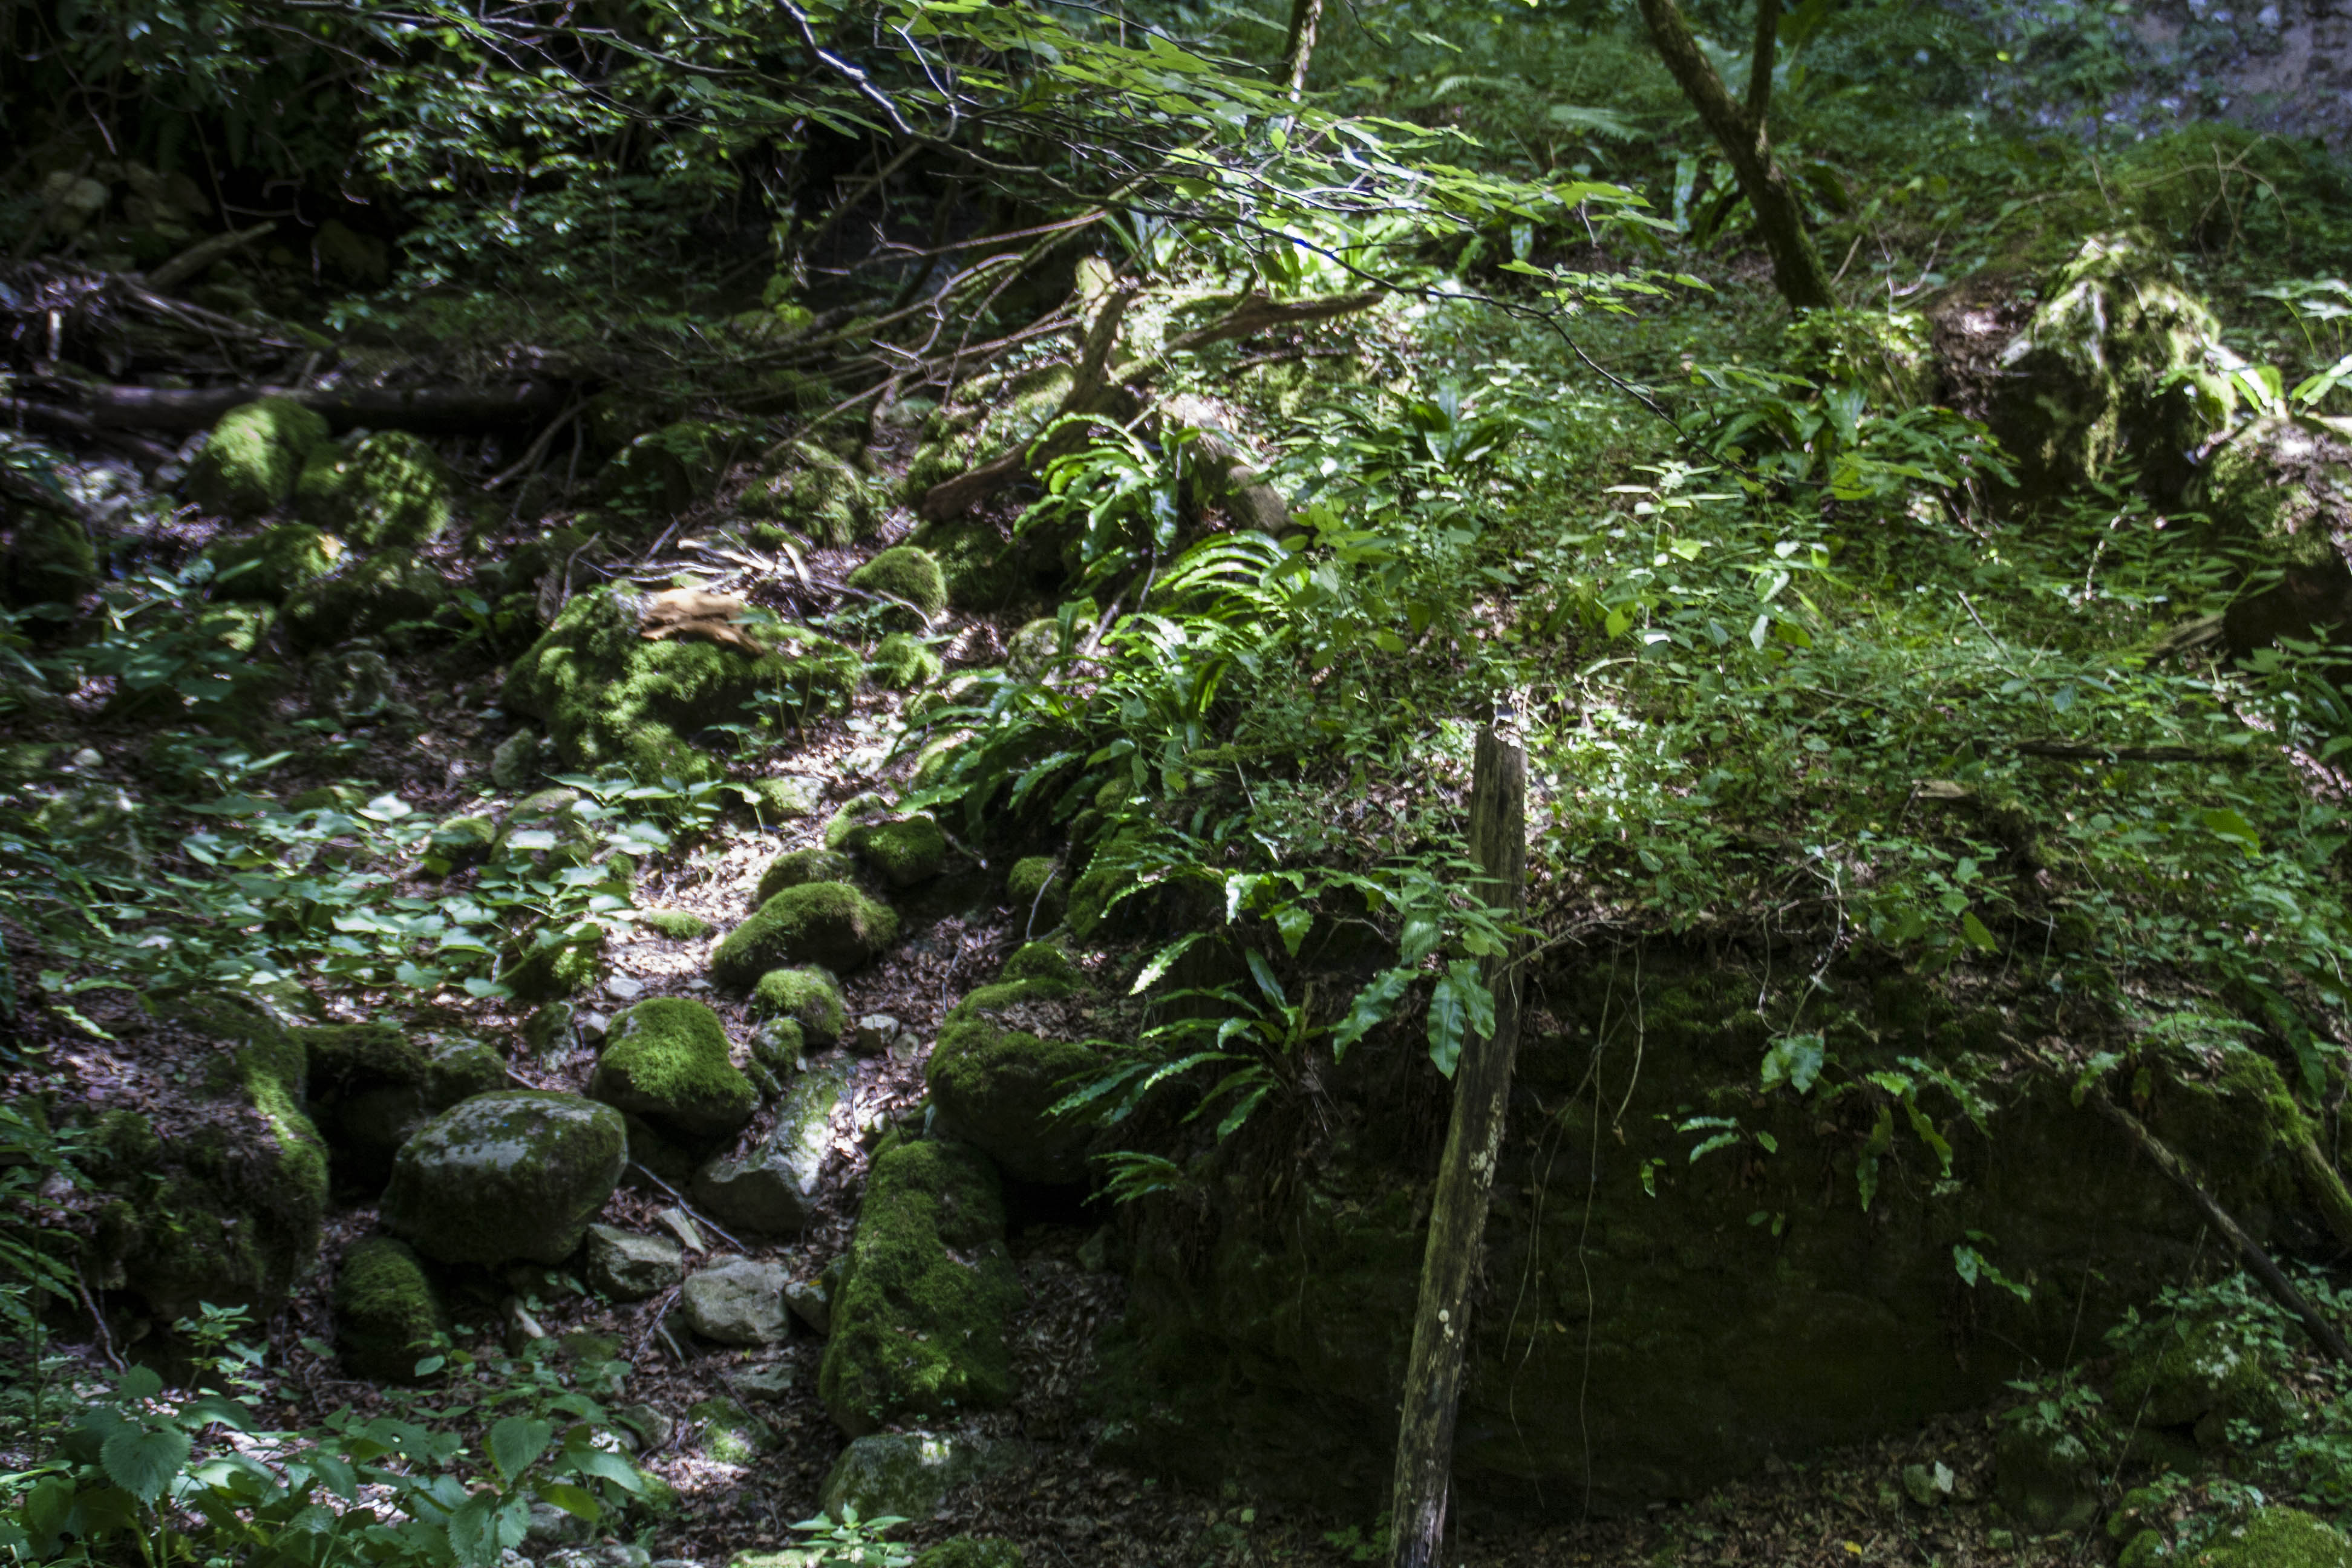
[145,220,278,295]
[638,588,768,654]
[2082,1081,2350,1364]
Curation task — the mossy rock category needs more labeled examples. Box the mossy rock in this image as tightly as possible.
[598,420,727,515]
[713,881,900,987]
[746,774,823,820]
[912,517,1026,611]
[426,815,497,872]
[333,1237,448,1383]
[742,439,887,547]
[1,505,96,614]
[817,1139,1022,1434]
[187,397,330,519]
[1005,858,1066,933]
[843,815,947,889]
[503,586,857,782]
[688,1395,776,1464]
[1004,617,1065,679]
[381,1090,629,1266]
[2191,1509,2352,1567]
[88,995,327,1324]
[505,933,606,1002]
[298,1022,505,1195]
[295,431,456,547]
[914,1540,1027,1568]
[820,1434,1028,1528]
[2187,416,2352,652]
[207,524,346,603]
[823,792,893,850]
[282,549,447,651]
[927,977,1096,1184]
[756,847,857,904]
[2114,1304,2296,1437]
[643,908,713,940]
[902,364,1074,502]
[1992,231,2235,494]
[751,967,848,1047]
[999,941,1080,987]
[848,546,948,619]
[590,998,758,1140]
[869,632,943,691]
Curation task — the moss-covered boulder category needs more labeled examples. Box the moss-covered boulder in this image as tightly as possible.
[848,546,948,618]
[503,586,857,782]
[903,363,1073,501]
[282,549,448,651]
[643,908,713,940]
[687,1392,777,1462]
[817,1139,1022,1434]
[746,775,823,820]
[819,1434,1030,1527]
[713,881,900,987]
[742,439,886,547]
[1005,857,1066,934]
[187,397,330,519]
[85,995,328,1325]
[207,524,346,602]
[589,998,758,1140]
[1992,232,2236,494]
[750,966,848,1047]
[912,517,1025,611]
[825,796,947,887]
[598,420,725,515]
[504,931,606,1003]
[381,1090,628,1266]
[2191,1509,2352,1568]
[295,431,456,547]
[1,505,96,613]
[690,1060,852,1235]
[927,974,1096,1184]
[869,632,943,691]
[333,1237,448,1383]
[756,847,857,904]
[299,1023,506,1195]
[2187,416,2352,653]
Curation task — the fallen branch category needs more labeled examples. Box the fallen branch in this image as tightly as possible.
[145,221,278,295]
[1,397,179,466]
[53,380,576,434]
[918,286,1379,520]
[2082,1080,2351,1364]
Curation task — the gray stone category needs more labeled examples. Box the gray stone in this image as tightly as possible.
[617,1402,675,1451]
[492,730,544,789]
[681,1255,789,1345]
[725,1359,800,1401]
[543,1550,652,1568]
[852,1014,900,1056]
[785,1275,832,1336]
[524,1501,592,1550]
[586,1224,684,1301]
[382,1091,628,1267]
[817,1431,1031,1524]
[750,775,823,820]
[687,1062,850,1235]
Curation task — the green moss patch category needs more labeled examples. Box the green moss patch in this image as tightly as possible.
[643,909,714,940]
[503,586,857,782]
[750,966,847,1047]
[817,1140,1022,1434]
[591,998,757,1138]
[915,1540,1027,1568]
[1005,857,1066,932]
[912,517,1025,611]
[848,546,948,618]
[742,439,886,547]
[188,397,330,519]
[334,1237,448,1383]
[713,881,900,986]
[2192,1509,2352,1568]
[296,431,457,547]
[283,549,447,650]
[756,847,857,904]
[381,1090,629,1266]
[927,976,1096,1184]
[869,631,944,691]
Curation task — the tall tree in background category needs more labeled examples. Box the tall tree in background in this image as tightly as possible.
[1637,0,1836,309]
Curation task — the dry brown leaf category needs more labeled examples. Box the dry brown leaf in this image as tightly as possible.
[639,587,767,654]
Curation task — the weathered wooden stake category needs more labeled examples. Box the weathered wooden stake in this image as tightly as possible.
[1388,726,1527,1568]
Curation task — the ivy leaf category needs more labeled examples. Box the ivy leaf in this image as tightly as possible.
[1330,968,1413,1062]
[1426,961,1492,1077]
[100,1422,191,1504]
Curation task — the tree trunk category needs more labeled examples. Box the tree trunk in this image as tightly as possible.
[1281,0,1327,98]
[1635,0,1834,311]
[1388,727,1527,1568]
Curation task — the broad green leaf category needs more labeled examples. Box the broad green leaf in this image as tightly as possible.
[101,1422,191,1504]
[488,1416,554,1483]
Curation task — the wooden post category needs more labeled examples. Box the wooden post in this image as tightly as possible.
[1388,727,1527,1568]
